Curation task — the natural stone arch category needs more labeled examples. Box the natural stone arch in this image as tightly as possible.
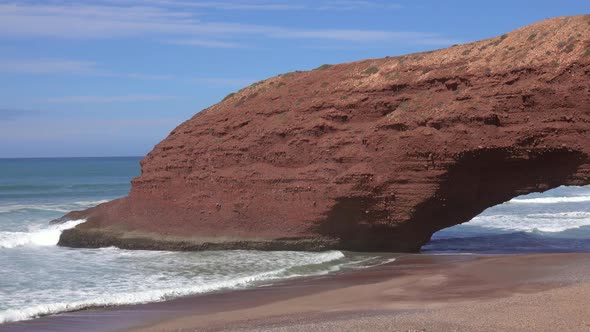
[57,16,590,253]
[406,147,589,251]
[316,148,590,252]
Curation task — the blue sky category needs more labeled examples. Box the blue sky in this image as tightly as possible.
[0,1,587,158]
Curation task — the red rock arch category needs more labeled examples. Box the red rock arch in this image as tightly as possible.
[58,16,590,253]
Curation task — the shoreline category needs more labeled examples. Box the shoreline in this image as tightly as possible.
[4,252,590,332]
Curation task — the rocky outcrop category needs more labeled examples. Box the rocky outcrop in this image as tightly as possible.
[59,15,590,252]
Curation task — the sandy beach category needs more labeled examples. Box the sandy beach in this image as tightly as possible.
[128,253,590,332]
[3,253,590,332]
[2,3,590,332]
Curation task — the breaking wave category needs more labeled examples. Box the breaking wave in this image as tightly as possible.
[509,196,590,204]
[0,250,349,324]
[0,269,287,323]
[0,219,85,249]
[467,212,590,233]
[0,200,109,214]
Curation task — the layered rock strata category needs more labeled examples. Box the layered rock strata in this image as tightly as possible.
[59,16,590,252]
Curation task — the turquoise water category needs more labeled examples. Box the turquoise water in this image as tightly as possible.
[0,157,389,324]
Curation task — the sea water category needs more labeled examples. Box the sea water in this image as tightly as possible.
[424,185,590,253]
[0,158,389,324]
[1,158,590,324]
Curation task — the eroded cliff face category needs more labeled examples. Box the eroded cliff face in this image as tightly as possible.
[59,15,590,252]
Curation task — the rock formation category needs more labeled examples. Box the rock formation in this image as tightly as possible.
[58,15,590,252]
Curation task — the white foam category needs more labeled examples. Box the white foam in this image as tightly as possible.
[0,250,349,324]
[71,200,110,206]
[0,269,286,324]
[379,257,398,265]
[509,196,590,204]
[0,200,109,214]
[295,250,345,264]
[0,219,85,249]
[467,212,590,232]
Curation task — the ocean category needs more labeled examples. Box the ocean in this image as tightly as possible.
[424,185,590,254]
[0,157,392,324]
[1,157,589,324]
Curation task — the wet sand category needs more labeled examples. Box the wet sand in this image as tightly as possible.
[3,253,590,332]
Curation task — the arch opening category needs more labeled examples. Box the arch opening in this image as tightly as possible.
[313,147,590,253]
[412,146,590,253]
[422,185,590,254]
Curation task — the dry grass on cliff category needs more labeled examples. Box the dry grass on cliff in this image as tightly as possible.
[217,15,590,109]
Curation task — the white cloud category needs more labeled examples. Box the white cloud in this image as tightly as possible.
[316,1,403,10]
[0,59,175,79]
[0,3,201,38]
[269,29,442,42]
[166,39,242,48]
[145,1,306,11]
[0,2,454,45]
[0,59,98,74]
[45,95,177,103]
[106,0,400,11]
[0,58,257,86]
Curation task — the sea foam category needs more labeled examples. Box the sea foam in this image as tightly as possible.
[0,250,349,324]
[468,212,590,232]
[509,195,590,204]
[0,219,85,249]
[0,269,287,323]
[0,200,109,214]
